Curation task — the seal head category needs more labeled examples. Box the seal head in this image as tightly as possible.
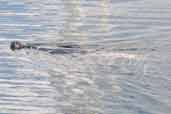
[10,41,24,51]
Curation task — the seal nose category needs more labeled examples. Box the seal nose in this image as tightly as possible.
[10,41,16,51]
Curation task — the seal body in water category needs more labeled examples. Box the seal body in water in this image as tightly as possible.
[10,41,86,54]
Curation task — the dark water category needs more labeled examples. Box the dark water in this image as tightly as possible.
[0,0,171,114]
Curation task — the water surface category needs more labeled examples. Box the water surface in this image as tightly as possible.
[0,0,170,114]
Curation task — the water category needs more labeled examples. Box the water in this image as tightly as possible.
[0,0,170,114]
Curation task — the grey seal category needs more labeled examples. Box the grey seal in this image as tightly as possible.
[10,41,86,54]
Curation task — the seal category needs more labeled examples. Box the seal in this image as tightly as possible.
[10,41,86,54]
